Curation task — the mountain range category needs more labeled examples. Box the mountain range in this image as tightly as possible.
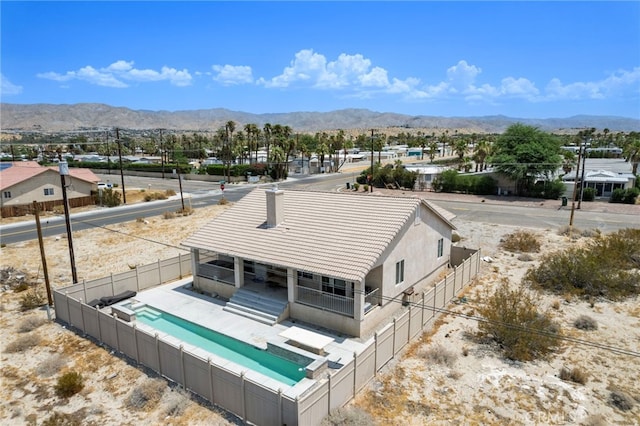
[1,103,639,134]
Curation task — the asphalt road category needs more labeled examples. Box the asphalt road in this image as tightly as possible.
[1,172,637,245]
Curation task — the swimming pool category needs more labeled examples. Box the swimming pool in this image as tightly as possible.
[133,305,308,386]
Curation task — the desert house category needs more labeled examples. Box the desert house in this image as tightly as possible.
[0,161,99,216]
[182,187,457,337]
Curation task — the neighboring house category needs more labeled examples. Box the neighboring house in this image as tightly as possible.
[182,187,457,337]
[562,158,636,198]
[404,164,450,191]
[0,161,100,211]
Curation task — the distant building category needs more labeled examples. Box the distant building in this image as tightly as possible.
[0,161,99,215]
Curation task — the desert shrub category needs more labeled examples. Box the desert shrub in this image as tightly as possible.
[574,315,598,331]
[559,366,588,384]
[162,211,176,219]
[500,230,541,253]
[609,389,635,411]
[420,344,457,367]
[177,206,194,216]
[477,281,559,361]
[144,192,168,202]
[55,371,84,398]
[525,228,640,300]
[99,188,121,207]
[321,406,378,426]
[163,388,190,417]
[13,282,30,292]
[517,253,534,262]
[127,378,166,409]
[218,197,229,205]
[362,184,369,192]
[42,412,82,426]
[5,333,42,353]
[37,354,68,377]
[353,183,360,191]
[18,315,47,333]
[581,187,596,202]
[19,288,45,311]
[165,189,177,196]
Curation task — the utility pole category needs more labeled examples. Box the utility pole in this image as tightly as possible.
[10,144,16,161]
[569,138,584,228]
[116,128,127,204]
[160,129,165,179]
[370,129,375,192]
[33,201,53,306]
[58,159,78,284]
[578,139,589,209]
[175,168,185,212]
[106,130,111,175]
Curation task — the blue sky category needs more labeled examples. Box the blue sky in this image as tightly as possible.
[1,1,639,119]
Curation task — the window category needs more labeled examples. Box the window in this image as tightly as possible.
[297,271,313,279]
[437,238,444,258]
[3,191,11,199]
[395,260,405,284]
[44,188,55,196]
[322,276,350,296]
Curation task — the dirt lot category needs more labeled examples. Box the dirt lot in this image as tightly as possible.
[1,191,639,425]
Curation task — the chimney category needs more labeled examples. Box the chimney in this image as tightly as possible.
[266,185,284,228]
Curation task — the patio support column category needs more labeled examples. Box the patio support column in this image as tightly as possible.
[287,268,296,303]
[234,257,244,288]
[354,280,364,321]
[191,250,199,282]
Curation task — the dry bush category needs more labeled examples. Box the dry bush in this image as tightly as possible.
[559,366,588,385]
[165,189,177,196]
[19,288,45,311]
[55,371,84,398]
[517,253,534,262]
[526,228,640,300]
[177,206,194,216]
[477,280,559,361]
[37,353,69,377]
[582,414,607,426]
[18,315,47,333]
[321,406,378,426]
[500,230,541,253]
[5,333,42,353]
[42,412,82,426]
[420,344,457,367]
[218,197,229,205]
[127,378,166,409]
[162,211,176,220]
[136,217,146,223]
[163,388,190,417]
[574,314,598,331]
[609,389,635,411]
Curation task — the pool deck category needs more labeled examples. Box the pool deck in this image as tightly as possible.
[116,278,369,398]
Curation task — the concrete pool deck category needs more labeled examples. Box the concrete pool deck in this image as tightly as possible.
[115,277,369,397]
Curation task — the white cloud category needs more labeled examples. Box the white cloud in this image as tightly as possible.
[212,65,253,86]
[544,67,640,101]
[447,60,481,89]
[1,74,23,95]
[37,61,193,88]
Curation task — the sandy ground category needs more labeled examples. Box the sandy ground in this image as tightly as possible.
[1,190,639,425]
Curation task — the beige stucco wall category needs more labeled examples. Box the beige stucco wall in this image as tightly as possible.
[377,203,452,304]
[1,170,95,207]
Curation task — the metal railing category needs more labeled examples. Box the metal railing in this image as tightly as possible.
[296,285,354,317]
[364,288,380,313]
[197,262,235,285]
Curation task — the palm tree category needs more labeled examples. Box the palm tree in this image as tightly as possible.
[269,146,286,180]
[622,133,640,175]
[454,138,468,170]
[263,123,272,170]
[316,142,328,173]
[224,121,236,183]
[472,138,490,172]
[428,141,439,163]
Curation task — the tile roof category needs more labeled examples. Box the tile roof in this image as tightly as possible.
[0,161,100,190]
[182,188,455,282]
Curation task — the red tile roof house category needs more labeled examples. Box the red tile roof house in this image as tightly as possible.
[182,186,458,338]
[0,161,100,215]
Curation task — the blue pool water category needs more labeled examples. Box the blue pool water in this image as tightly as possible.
[134,306,307,386]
